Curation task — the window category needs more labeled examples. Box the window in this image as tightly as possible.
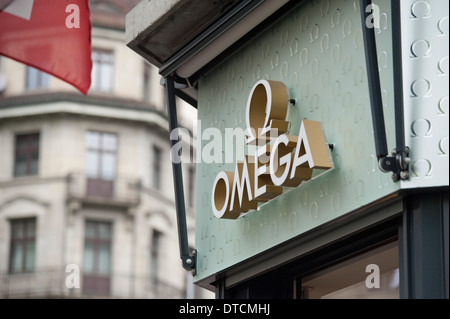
[9,218,36,274]
[85,131,117,197]
[83,220,112,295]
[152,146,162,190]
[14,132,39,177]
[143,62,151,102]
[150,230,162,285]
[91,49,114,92]
[26,66,49,90]
[300,241,399,299]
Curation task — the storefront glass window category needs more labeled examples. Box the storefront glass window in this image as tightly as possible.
[301,241,399,299]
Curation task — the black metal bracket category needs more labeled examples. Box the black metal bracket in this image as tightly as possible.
[379,147,411,182]
[181,250,197,275]
[359,0,411,182]
[164,76,196,275]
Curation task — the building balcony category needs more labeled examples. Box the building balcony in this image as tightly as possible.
[0,267,185,299]
[67,172,141,208]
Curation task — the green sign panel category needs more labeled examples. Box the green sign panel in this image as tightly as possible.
[194,0,400,282]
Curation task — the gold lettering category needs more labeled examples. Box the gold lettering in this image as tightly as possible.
[211,81,333,219]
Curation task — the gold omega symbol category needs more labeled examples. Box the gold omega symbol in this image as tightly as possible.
[212,80,333,219]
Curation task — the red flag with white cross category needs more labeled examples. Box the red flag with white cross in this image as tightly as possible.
[0,0,92,95]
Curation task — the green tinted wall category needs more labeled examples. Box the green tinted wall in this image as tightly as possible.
[193,0,448,282]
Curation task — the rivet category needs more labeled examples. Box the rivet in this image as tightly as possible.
[400,171,409,180]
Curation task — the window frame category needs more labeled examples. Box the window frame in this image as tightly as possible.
[25,66,49,90]
[150,229,163,285]
[85,130,118,181]
[90,48,114,92]
[83,219,113,276]
[82,219,113,296]
[152,146,162,190]
[9,217,37,274]
[13,132,40,177]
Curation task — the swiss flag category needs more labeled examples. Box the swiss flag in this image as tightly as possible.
[0,0,92,95]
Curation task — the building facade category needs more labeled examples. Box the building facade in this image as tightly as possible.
[0,0,211,299]
[127,0,449,299]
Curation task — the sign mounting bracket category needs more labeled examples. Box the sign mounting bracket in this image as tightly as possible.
[164,76,196,275]
[359,0,410,182]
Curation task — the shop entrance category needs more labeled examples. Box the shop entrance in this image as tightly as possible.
[298,241,399,299]
[224,215,399,299]
[218,191,448,299]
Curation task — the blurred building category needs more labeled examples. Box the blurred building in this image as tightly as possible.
[0,0,210,299]
[127,0,448,299]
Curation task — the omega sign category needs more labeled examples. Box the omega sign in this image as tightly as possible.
[212,80,333,219]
